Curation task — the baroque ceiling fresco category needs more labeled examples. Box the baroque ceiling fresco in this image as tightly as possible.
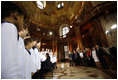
[12,1,84,29]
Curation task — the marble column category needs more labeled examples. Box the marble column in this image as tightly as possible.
[67,39,70,52]
[70,40,72,52]
[95,19,109,47]
[52,40,55,54]
[55,41,58,54]
[74,26,84,50]
[53,40,58,54]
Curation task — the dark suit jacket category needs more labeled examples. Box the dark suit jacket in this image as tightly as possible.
[109,47,117,58]
[41,56,51,70]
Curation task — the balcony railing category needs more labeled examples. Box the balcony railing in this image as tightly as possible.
[74,1,116,26]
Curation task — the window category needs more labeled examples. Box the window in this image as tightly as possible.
[64,45,69,59]
[64,45,68,51]
[62,27,69,38]
[37,1,46,9]
[57,2,64,9]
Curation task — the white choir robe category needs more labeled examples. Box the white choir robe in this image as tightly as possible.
[45,51,48,54]
[29,48,36,73]
[52,55,57,63]
[18,37,26,78]
[1,22,20,79]
[24,49,31,79]
[49,52,53,63]
[41,51,46,61]
[33,48,40,71]
[41,51,46,55]
[37,52,46,70]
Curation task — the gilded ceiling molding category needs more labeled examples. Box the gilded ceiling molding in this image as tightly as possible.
[29,1,84,29]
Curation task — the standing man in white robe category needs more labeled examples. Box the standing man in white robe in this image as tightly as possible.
[18,28,30,78]
[29,47,36,75]
[41,48,46,61]
[52,52,57,69]
[31,39,41,79]
[1,2,24,79]
[49,49,53,63]
[30,43,36,78]
[24,38,33,79]
[32,39,38,71]
[17,35,25,78]
[34,47,40,71]
[36,43,46,78]
[45,48,49,54]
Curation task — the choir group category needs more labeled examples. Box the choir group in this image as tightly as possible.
[1,2,57,79]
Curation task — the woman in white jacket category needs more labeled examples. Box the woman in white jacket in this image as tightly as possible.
[92,47,101,68]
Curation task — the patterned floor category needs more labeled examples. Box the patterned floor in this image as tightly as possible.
[45,62,116,79]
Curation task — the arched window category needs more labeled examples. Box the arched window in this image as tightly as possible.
[62,27,69,38]
[57,2,64,9]
[37,1,46,9]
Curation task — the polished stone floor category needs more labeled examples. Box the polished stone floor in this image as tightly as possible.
[45,62,117,79]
